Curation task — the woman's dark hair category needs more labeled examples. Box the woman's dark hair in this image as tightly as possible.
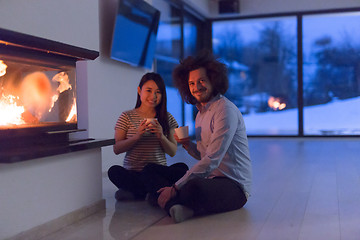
[135,72,170,136]
[172,50,228,105]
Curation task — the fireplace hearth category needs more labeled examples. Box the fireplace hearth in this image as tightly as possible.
[0,28,113,163]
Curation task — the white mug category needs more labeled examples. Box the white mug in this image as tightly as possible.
[175,126,189,139]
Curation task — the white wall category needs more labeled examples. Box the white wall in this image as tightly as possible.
[238,0,360,16]
[0,0,98,50]
[0,0,147,173]
[205,0,360,18]
[0,149,103,239]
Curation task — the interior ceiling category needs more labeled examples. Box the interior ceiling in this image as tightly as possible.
[183,0,242,19]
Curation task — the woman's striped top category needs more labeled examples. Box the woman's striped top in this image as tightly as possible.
[115,109,178,171]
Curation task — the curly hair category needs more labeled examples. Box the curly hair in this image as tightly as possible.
[172,50,228,105]
[135,72,170,136]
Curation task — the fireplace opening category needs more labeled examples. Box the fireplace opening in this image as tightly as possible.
[0,55,77,127]
[0,28,102,161]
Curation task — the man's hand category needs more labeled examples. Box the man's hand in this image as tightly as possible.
[174,133,190,149]
[157,186,177,209]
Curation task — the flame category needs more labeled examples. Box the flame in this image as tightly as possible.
[21,72,52,119]
[0,60,7,77]
[49,95,59,112]
[66,98,77,122]
[268,96,286,111]
[52,72,71,93]
[0,70,76,125]
[0,93,25,125]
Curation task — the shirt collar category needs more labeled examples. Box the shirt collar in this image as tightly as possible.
[196,94,222,112]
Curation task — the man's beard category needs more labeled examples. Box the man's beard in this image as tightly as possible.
[194,90,213,103]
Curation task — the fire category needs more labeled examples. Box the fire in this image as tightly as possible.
[0,60,7,77]
[20,72,52,119]
[53,72,71,93]
[0,60,25,125]
[0,93,25,125]
[49,94,59,112]
[49,72,71,112]
[0,68,76,125]
[268,96,286,111]
[66,98,77,122]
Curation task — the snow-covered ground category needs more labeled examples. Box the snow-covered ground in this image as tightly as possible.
[243,97,360,135]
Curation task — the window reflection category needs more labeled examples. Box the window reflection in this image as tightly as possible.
[184,14,200,58]
[183,13,204,135]
[153,1,205,136]
[152,1,183,127]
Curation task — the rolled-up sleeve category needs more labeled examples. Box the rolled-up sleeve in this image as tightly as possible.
[176,104,237,188]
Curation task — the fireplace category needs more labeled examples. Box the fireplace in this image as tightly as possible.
[0,28,113,162]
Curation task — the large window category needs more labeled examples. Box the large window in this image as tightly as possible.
[213,10,360,136]
[154,4,360,137]
[303,12,360,135]
[213,17,298,135]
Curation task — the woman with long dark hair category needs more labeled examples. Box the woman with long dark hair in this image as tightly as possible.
[108,72,188,203]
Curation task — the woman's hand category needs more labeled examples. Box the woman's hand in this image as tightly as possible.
[148,119,164,139]
[135,119,148,139]
[157,186,177,209]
